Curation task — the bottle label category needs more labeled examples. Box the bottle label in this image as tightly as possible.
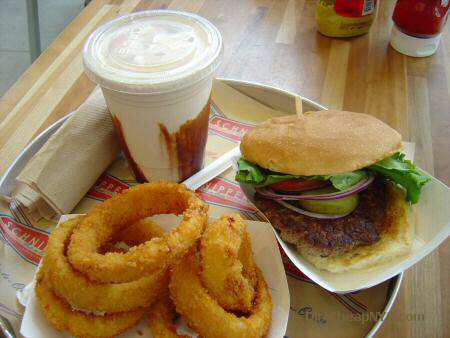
[333,0,376,18]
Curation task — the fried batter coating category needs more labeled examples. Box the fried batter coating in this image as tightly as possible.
[170,253,272,338]
[35,270,145,338]
[44,217,169,313]
[148,295,189,338]
[67,182,208,283]
[199,214,257,314]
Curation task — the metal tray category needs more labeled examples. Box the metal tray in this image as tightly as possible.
[0,79,402,338]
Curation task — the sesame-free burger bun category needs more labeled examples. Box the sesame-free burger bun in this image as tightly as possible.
[240,110,402,175]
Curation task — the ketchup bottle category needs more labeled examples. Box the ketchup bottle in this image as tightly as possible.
[390,0,450,57]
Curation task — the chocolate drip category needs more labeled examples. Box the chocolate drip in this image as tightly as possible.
[112,115,147,182]
[159,99,211,182]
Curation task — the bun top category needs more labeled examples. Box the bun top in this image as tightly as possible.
[240,110,402,175]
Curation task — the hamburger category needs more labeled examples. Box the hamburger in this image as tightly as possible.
[236,110,431,273]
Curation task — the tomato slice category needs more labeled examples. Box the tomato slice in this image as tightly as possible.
[270,178,328,192]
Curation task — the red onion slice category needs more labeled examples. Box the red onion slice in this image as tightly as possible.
[276,200,352,219]
[271,180,329,193]
[256,173,374,201]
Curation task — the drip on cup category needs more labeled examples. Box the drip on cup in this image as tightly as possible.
[83,10,223,182]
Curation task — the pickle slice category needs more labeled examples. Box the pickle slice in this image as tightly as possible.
[298,193,359,215]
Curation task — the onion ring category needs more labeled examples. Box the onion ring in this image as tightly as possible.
[101,218,167,253]
[43,217,169,313]
[35,269,145,338]
[199,214,257,314]
[112,218,166,247]
[148,296,189,338]
[238,228,259,292]
[67,182,208,283]
[170,252,272,338]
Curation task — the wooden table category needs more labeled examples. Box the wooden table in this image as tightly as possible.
[0,1,448,337]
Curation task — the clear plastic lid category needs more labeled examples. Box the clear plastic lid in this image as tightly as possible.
[83,10,223,94]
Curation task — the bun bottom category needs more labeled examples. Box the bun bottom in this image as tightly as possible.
[297,184,412,273]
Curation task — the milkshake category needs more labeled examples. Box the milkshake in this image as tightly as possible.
[83,10,223,182]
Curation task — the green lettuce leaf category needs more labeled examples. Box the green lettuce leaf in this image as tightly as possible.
[235,158,367,191]
[236,153,431,203]
[235,159,300,186]
[367,152,431,204]
[329,171,367,191]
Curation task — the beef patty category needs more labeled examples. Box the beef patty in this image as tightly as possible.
[254,178,390,257]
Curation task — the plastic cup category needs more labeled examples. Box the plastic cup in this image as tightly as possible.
[83,10,223,182]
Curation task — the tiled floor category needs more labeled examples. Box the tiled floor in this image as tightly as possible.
[0,0,84,96]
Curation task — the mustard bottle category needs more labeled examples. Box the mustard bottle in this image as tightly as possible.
[316,0,377,38]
